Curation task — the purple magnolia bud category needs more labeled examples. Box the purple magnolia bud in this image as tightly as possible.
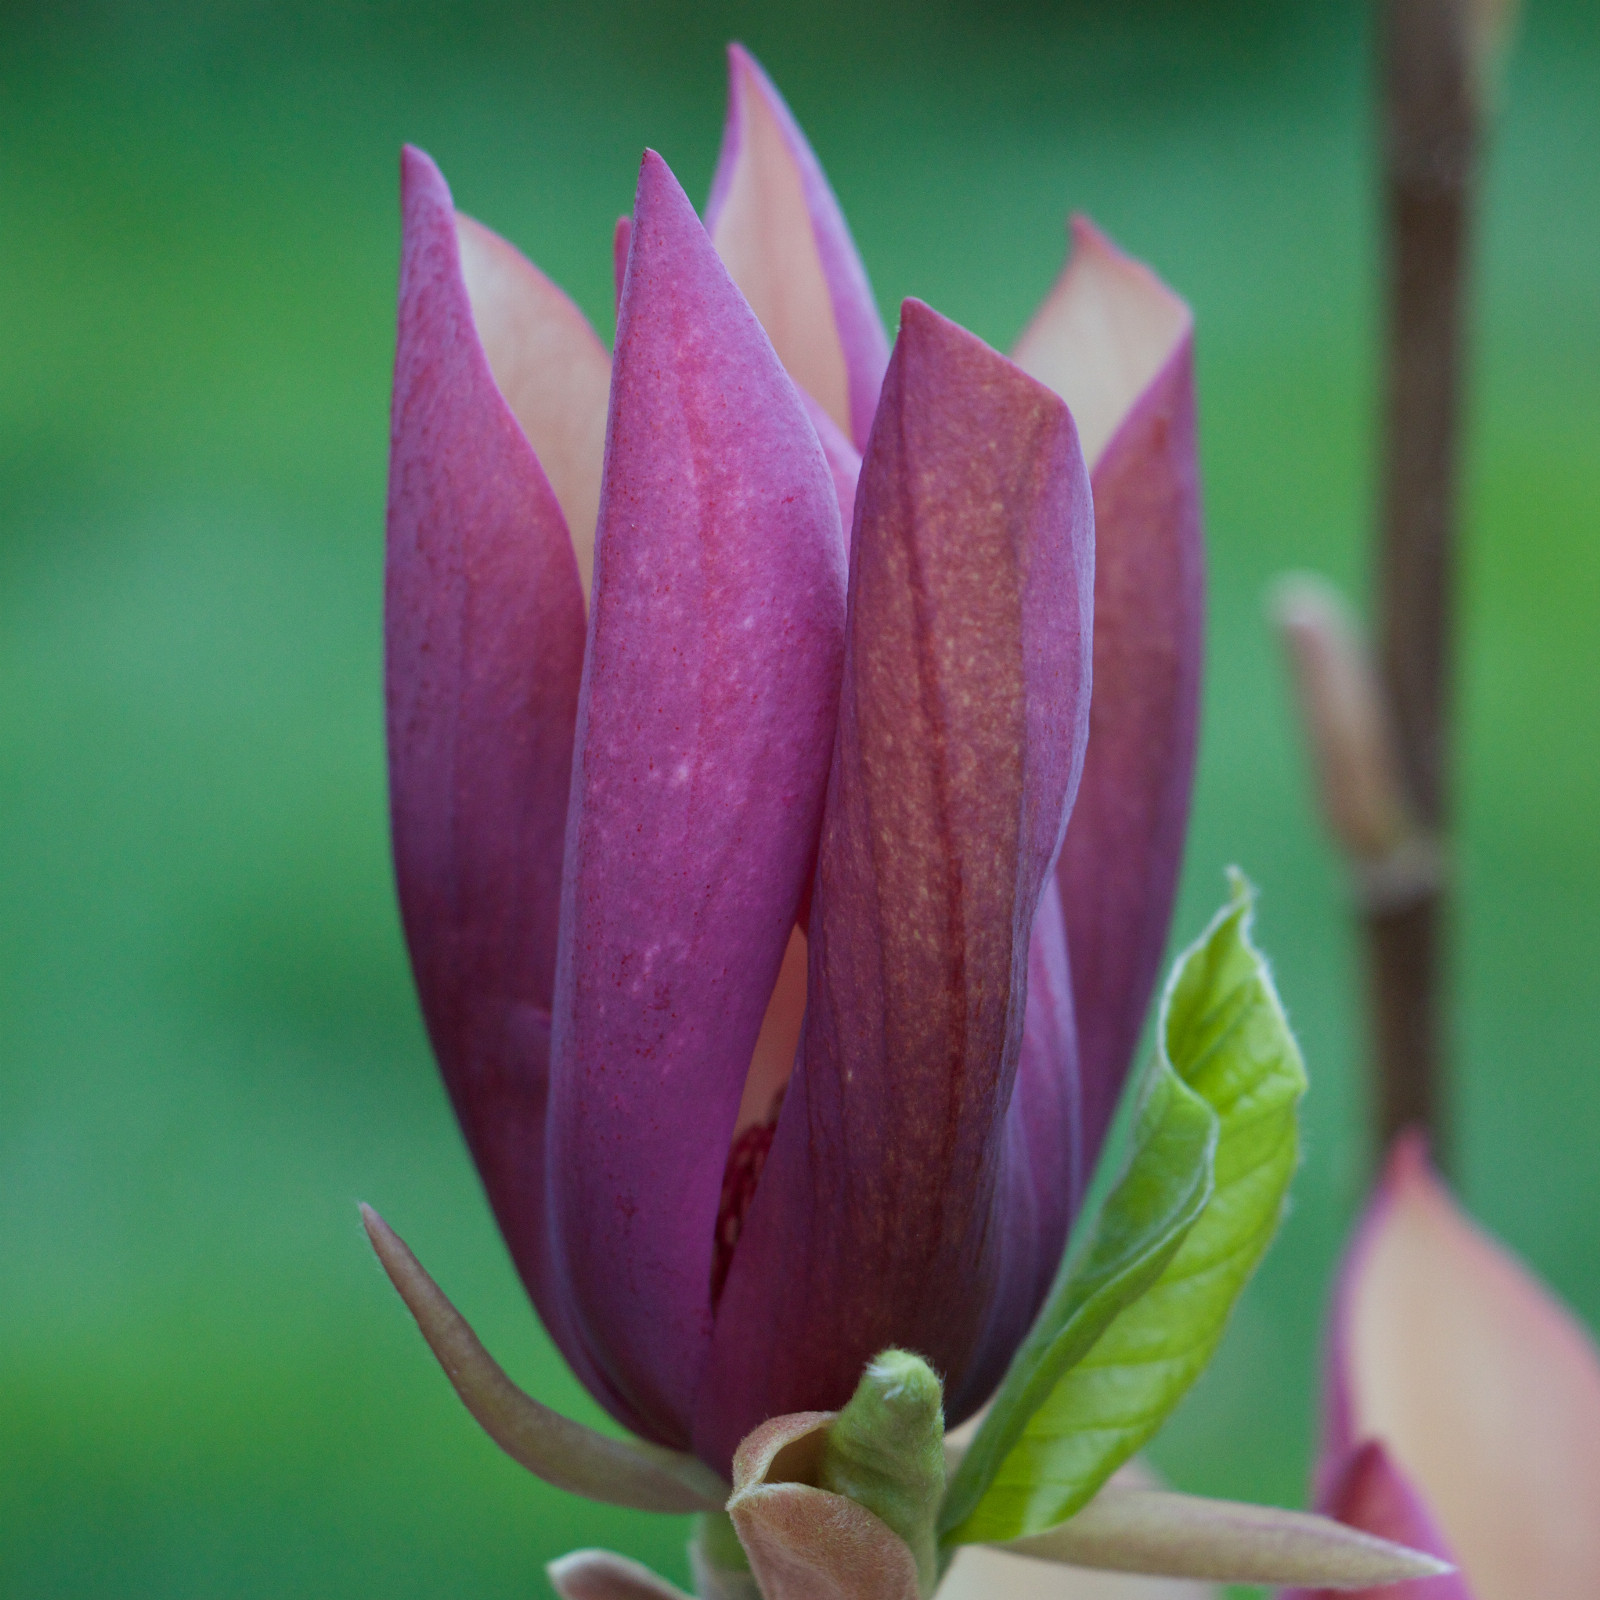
[381,49,1204,1491]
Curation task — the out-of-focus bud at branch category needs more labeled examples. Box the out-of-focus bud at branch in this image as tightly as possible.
[1468,0,1523,112]
[1270,574,1446,913]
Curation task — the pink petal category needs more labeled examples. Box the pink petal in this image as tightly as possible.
[706,45,889,450]
[1017,218,1202,1179]
[696,299,1094,1468]
[727,1412,923,1600]
[454,211,611,599]
[1283,1440,1470,1600]
[546,151,847,1449]
[385,146,622,1416]
[1323,1134,1600,1600]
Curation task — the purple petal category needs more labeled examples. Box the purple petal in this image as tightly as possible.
[546,151,848,1449]
[1015,217,1202,1178]
[706,44,889,450]
[385,146,630,1416]
[954,877,1084,1418]
[1282,1441,1470,1600]
[696,299,1094,1469]
[798,386,862,542]
[1318,1134,1600,1600]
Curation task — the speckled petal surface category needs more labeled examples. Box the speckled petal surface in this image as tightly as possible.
[707,45,889,450]
[1320,1135,1600,1600]
[1015,219,1202,1178]
[546,151,847,1449]
[385,145,620,1413]
[696,300,1094,1469]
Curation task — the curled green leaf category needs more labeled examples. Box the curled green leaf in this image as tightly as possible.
[942,872,1306,1545]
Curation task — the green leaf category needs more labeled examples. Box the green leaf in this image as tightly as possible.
[941,871,1306,1546]
[818,1349,947,1596]
[938,1029,1217,1539]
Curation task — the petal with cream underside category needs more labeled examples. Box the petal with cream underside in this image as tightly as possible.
[1325,1134,1600,1600]
[546,151,847,1449]
[385,145,630,1419]
[707,45,889,450]
[1014,217,1202,1183]
[455,213,611,600]
[696,300,1094,1470]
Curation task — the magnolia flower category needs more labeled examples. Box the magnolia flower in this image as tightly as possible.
[382,43,1200,1473]
[371,43,1447,1600]
[1287,1135,1600,1600]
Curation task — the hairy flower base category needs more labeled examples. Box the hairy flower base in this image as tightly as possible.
[364,1203,1444,1599]
[362,889,1447,1599]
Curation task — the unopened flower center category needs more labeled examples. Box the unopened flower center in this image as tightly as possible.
[711,923,807,1303]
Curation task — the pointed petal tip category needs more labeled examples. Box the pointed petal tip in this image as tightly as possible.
[1013,211,1192,472]
[1066,212,1193,328]
[632,149,697,233]
[399,143,449,213]
[706,44,888,448]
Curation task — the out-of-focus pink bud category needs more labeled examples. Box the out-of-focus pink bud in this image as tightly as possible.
[1310,1134,1600,1600]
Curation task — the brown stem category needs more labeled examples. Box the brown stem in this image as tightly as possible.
[1369,0,1477,1163]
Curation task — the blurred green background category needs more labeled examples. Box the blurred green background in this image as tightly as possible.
[1,0,1596,1594]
